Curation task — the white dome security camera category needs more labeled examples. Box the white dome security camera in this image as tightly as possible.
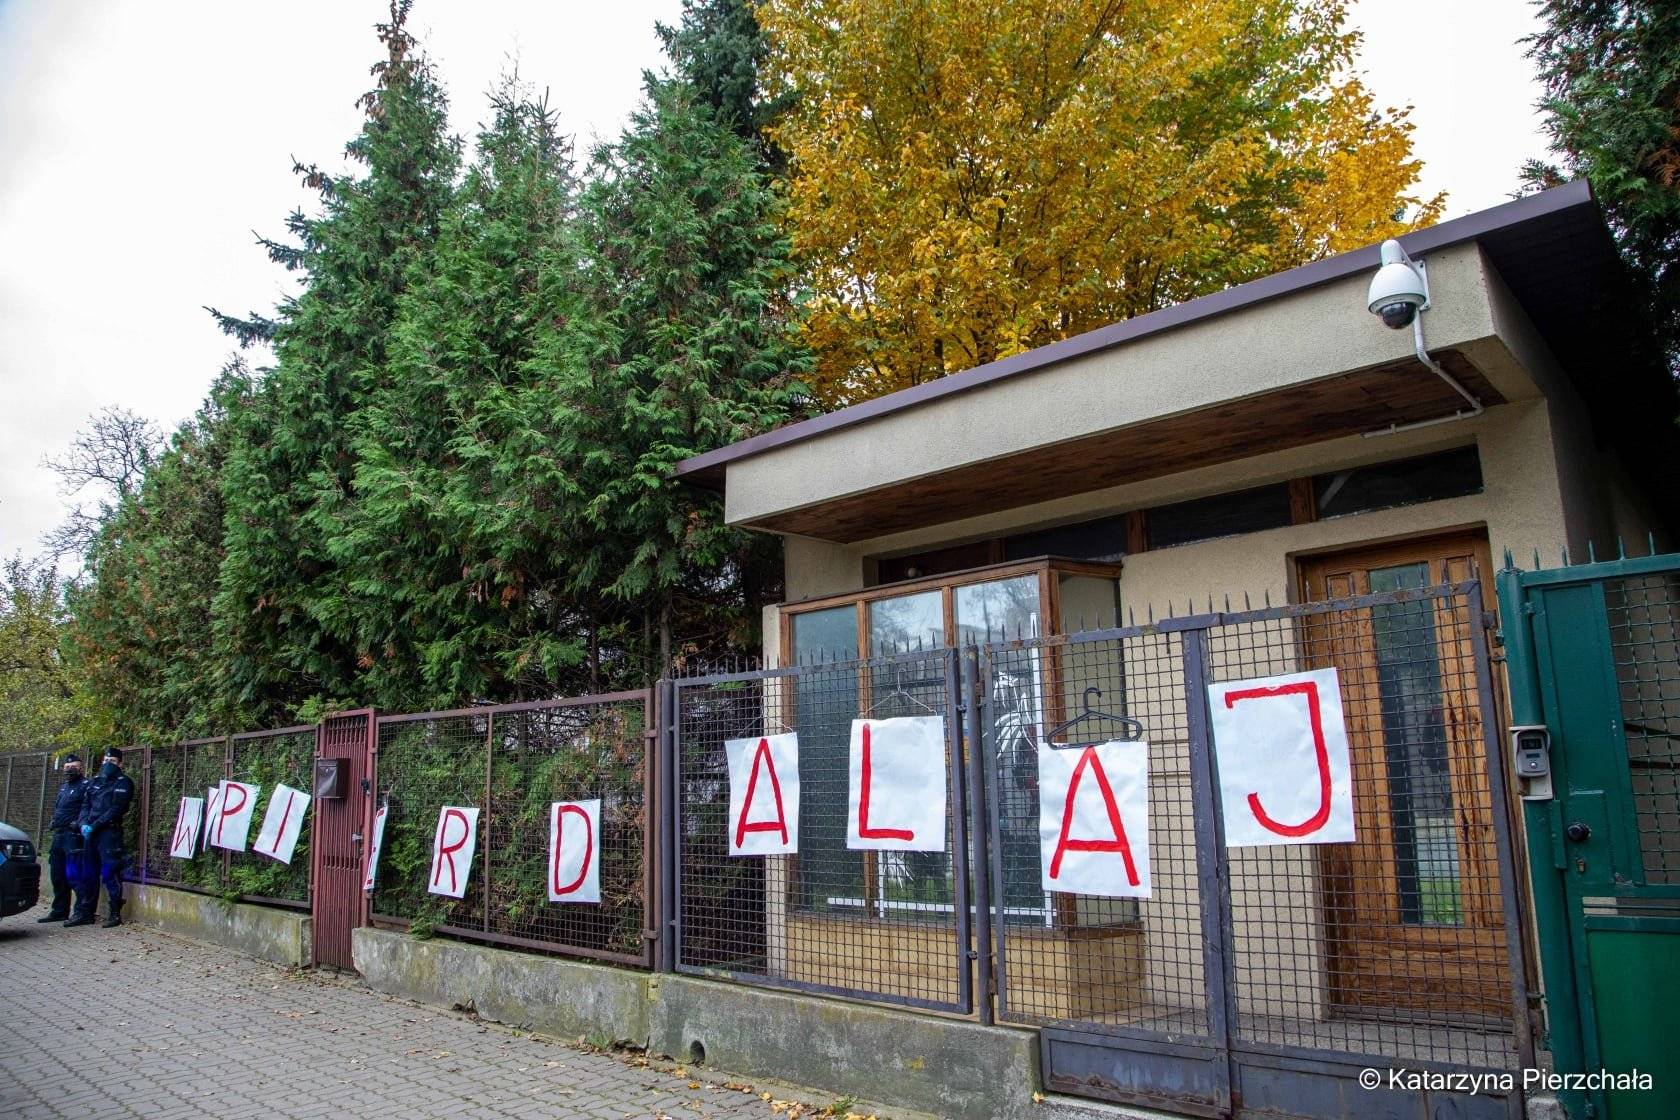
[1367,239,1429,329]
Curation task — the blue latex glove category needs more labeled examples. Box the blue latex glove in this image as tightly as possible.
[80,824,92,838]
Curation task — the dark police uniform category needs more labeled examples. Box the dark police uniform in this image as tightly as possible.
[42,771,90,919]
[72,765,135,925]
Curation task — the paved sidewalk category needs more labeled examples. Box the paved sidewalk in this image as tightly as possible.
[0,902,868,1120]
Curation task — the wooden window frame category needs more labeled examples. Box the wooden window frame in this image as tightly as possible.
[779,556,1124,925]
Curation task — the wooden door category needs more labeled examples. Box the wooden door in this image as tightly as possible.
[1299,533,1510,1018]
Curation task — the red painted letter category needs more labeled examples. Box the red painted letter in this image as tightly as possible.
[857,722,914,842]
[1048,747,1140,884]
[172,806,193,852]
[217,783,248,844]
[1223,681,1332,837]
[266,789,297,855]
[432,808,470,892]
[735,738,790,847]
[550,804,594,896]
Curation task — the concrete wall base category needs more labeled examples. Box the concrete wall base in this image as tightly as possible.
[352,928,1051,1120]
[129,884,311,968]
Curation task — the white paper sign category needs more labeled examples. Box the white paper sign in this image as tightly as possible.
[846,716,946,852]
[1038,740,1152,897]
[1209,668,1356,847]
[361,800,390,892]
[201,784,224,853]
[725,733,800,856]
[169,796,204,859]
[253,783,311,865]
[428,806,480,898]
[547,799,601,904]
[210,781,260,853]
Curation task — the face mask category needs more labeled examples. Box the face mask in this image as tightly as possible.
[100,762,118,779]
[66,769,83,782]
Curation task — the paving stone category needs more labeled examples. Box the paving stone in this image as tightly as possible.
[0,903,849,1120]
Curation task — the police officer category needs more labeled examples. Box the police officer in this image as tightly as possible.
[65,748,134,929]
[36,754,90,923]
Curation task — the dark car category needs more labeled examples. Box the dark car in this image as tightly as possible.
[0,820,41,919]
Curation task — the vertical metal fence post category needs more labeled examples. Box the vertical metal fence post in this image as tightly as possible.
[4,755,13,828]
[222,735,233,892]
[36,753,50,851]
[661,678,680,973]
[1467,586,1537,1068]
[483,711,495,935]
[960,647,995,1026]
[136,748,149,883]
[944,648,975,1015]
[1180,625,1236,1109]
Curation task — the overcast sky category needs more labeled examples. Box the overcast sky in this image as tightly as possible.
[0,0,1551,564]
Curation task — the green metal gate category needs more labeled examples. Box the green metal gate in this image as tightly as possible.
[1500,551,1680,1120]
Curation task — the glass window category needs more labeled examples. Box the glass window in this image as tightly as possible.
[789,605,858,663]
[954,575,1041,645]
[1315,446,1482,520]
[868,591,944,655]
[1369,561,1463,926]
[1004,516,1128,562]
[788,606,863,913]
[1147,484,1293,549]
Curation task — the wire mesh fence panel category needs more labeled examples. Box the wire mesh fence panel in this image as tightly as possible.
[121,747,148,882]
[483,697,652,964]
[370,713,489,931]
[142,742,190,885]
[673,649,970,1012]
[983,630,1212,1036]
[1205,585,1518,1070]
[2,751,51,846]
[144,737,232,895]
[224,728,316,906]
[1603,572,1680,884]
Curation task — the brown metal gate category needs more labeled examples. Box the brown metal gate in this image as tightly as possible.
[312,709,375,969]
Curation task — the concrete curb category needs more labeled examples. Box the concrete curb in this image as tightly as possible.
[129,883,311,968]
[353,927,1057,1120]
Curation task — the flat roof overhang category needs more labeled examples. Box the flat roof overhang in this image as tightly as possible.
[739,349,1502,541]
[676,181,1674,543]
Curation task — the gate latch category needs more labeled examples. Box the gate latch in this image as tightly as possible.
[1510,725,1553,802]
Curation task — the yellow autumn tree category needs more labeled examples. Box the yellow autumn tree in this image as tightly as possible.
[761,0,1445,405]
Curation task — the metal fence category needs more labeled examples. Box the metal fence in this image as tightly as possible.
[367,691,656,968]
[663,581,1529,1114]
[138,728,317,908]
[669,647,975,1012]
[1,750,54,849]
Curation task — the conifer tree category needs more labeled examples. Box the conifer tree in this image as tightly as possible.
[1523,0,1680,371]
[556,78,809,674]
[213,1,460,720]
[656,0,789,166]
[336,81,594,708]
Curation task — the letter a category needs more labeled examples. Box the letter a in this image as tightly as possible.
[1049,747,1140,885]
[735,738,790,847]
